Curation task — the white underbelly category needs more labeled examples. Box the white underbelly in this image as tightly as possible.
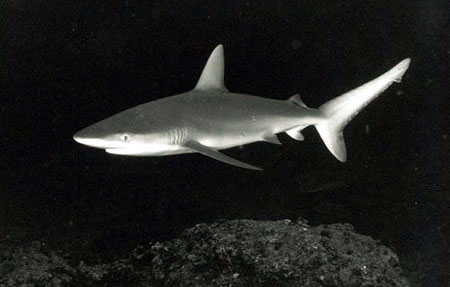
[198,132,264,150]
[105,143,189,156]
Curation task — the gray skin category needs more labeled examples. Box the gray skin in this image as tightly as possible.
[74,90,322,160]
[74,44,410,170]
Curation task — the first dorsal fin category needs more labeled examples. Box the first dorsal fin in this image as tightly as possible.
[194,44,227,91]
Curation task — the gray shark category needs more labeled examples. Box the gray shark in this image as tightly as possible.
[73,45,410,170]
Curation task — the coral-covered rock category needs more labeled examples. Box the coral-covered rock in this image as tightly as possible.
[0,219,410,286]
[133,219,410,287]
[0,241,74,287]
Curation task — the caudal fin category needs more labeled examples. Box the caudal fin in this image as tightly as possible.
[315,58,411,162]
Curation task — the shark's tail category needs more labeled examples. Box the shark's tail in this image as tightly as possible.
[315,58,411,162]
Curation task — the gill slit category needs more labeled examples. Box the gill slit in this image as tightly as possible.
[169,127,187,145]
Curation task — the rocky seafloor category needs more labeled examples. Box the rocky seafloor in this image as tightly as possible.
[0,219,410,286]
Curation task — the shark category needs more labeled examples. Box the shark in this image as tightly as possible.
[73,44,410,170]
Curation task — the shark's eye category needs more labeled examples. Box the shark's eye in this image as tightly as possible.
[120,134,130,142]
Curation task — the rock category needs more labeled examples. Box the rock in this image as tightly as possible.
[131,219,410,286]
[0,219,411,286]
[0,241,75,287]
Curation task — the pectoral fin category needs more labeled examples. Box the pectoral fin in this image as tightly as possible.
[184,141,262,170]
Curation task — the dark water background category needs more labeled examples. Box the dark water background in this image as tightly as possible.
[1,1,449,286]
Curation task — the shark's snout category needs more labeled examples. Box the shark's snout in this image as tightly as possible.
[73,133,99,147]
[73,131,84,143]
[73,134,82,144]
[73,127,129,150]
[73,128,90,144]
[73,129,108,148]
[73,135,87,144]
[73,135,115,149]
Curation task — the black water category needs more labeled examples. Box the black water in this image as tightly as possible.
[1,1,449,286]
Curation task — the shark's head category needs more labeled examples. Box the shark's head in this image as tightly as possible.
[73,122,136,150]
[73,109,178,156]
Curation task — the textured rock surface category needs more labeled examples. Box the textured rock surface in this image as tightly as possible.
[135,219,410,287]
[0,241,74,286]
[0,219,410,286]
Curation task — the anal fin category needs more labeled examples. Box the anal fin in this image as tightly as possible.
[184,140,262,170]
[286,126,306,141]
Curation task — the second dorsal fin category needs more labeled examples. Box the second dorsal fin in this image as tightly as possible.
[194,44,227,91]
[288,94,307,107]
